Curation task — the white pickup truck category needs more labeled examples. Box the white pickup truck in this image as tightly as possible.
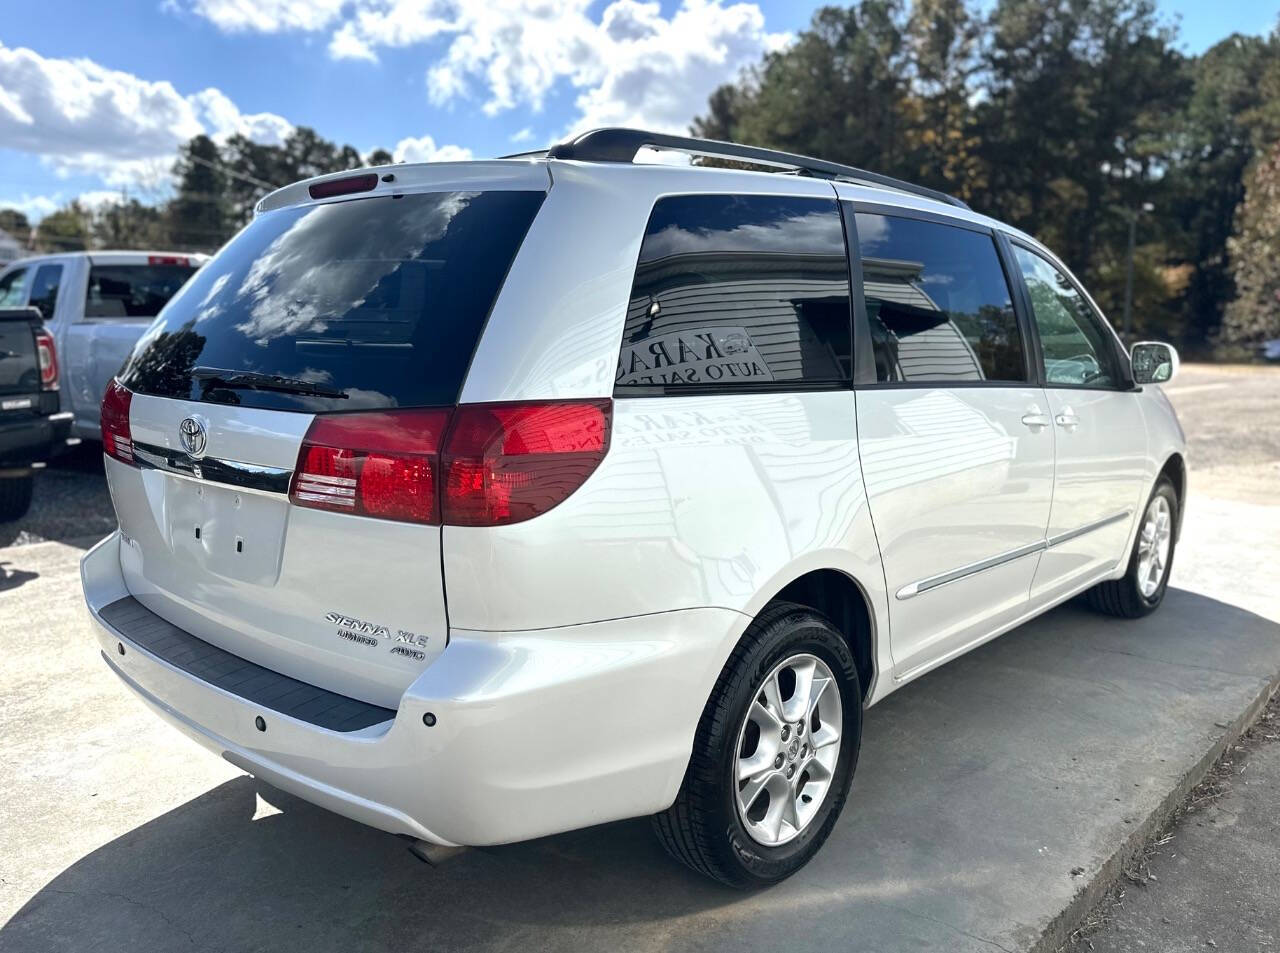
[0,251,206,442]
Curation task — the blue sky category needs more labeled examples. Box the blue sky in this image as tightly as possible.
[1,0,1275,222]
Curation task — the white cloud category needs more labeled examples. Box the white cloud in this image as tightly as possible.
[175,0,785,135]
[0,41,294,193]
[0,193,60,221]
[509,127,535,144]
[391,135,473,164]
[184,0,346,33]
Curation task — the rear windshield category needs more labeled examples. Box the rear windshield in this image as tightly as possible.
[118,190,545,412]
[86,264,199,318]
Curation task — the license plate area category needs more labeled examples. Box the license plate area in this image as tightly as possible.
[166,476,288,585]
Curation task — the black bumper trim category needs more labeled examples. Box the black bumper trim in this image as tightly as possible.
[99,596,396,732]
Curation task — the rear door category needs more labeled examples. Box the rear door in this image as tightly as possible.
[107,182,546,708]
[1008,241,1148,600]
[848,207,1054,678]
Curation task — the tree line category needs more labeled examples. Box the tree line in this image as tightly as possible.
[1,126,386,260]
[2,0,1277,354]
[693,0,1280,354]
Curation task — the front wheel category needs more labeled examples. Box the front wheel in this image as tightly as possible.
[1085,476,1178,619]
[652,602,861,887]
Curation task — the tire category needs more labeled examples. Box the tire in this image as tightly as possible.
[0,474,34,522]
[652,601,862,887]
[1085,476,1178,619]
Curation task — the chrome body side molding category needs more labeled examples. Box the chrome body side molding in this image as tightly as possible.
[896,510,1132,601]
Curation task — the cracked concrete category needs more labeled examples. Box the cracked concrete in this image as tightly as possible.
[0,365,1277,952]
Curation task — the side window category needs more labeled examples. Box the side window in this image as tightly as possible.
[855,213,1026,383]
[0,268,29,308]
[28,264,64,321]
[1012,245,1118,388]
[617,194,851,389]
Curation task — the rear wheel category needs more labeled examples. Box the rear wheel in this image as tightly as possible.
[1085,476,1178,618]
[0,473,34,522]
[652,602,861,887]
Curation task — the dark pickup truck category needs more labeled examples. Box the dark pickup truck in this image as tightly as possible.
[0,307,73,520]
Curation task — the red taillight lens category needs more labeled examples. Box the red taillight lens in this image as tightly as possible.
[290,409,451,524]
[289,401,611,526]
[442,399,611,527]
[101,378,134,465]
[35,328,58,390]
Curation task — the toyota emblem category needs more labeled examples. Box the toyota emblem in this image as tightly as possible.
[179,415,207,458]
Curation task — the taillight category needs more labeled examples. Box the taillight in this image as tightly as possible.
[101,378,134,465]
[288,400,612,527]
[442,400,611,527]
[308,173,379,200]
[290,409,452,524]
[35,328,58,390]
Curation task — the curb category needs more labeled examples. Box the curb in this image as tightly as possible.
[1031,667,1280,952]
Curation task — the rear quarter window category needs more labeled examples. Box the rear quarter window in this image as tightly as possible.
[86,264,199,318]
[119,190,546,412]
[617,194,852,391]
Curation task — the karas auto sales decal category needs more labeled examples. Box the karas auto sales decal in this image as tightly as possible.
[616,325,774,386]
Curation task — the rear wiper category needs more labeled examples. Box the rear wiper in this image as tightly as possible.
[192,366,348,400]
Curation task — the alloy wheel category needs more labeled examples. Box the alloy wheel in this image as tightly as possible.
[733,653,843,847]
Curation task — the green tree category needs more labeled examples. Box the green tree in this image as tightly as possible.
[169,134,229,251]
[92,198,171,250]
[1220,141,1280,353]
[693,3,913,175]
[367,148,394,166]
[35,202,92,252]
[0,209,31,247]
[1165,32,1280,343]
[903,0,983,200]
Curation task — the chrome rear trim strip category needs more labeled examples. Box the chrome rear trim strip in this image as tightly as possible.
[132,441,293,495]
[895,509,1133,601]
[896,539,1046,600]
[1046,510,1132,548]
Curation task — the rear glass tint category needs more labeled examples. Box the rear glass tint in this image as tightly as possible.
[86,264,199,318]
[119,190,545,412]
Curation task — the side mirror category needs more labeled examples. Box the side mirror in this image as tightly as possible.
[1131,341,1179,385]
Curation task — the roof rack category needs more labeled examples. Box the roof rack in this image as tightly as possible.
[535,128,969,211]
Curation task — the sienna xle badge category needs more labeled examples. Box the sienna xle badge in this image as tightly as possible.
[83,129,1187,886]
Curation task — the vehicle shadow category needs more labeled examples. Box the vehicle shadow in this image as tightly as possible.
[0,561,38,591]
[3,588,1279,953]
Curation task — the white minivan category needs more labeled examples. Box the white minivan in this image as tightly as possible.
[82,129,1187,886]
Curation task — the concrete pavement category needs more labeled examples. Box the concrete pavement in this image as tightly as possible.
[0,365,1277,952]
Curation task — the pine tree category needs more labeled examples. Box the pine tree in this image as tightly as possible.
[1221,141,1280,354]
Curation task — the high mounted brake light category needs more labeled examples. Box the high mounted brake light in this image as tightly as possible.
[289,400,612,527]
[308,173,380,200]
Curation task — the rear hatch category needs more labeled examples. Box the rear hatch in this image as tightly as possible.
[104,172,547,708]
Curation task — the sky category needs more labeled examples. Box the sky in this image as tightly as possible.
[1,0,1276,222]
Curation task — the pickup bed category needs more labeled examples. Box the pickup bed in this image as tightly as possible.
[0,251,206,442]
[0,307,72,520]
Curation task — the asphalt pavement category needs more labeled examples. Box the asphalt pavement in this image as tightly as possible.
[0,364,1276,953]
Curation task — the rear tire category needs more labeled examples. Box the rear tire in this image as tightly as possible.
[652,601,861,887]
[1085,476,1178,619]
[0,474,34,522]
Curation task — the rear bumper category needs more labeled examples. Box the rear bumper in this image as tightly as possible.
[82,532,746,846]
[0,410,73,467]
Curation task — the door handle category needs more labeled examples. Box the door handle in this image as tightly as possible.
[1021,409,1050,430]
[1055,407,1080,431]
